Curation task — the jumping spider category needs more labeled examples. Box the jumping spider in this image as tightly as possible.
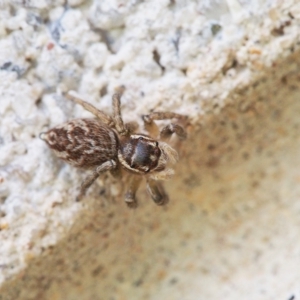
[40,91,187,208]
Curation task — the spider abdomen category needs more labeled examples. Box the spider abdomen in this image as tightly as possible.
[41,118,118,168]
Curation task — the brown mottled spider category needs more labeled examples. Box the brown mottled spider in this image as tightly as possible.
[40,91,187,208]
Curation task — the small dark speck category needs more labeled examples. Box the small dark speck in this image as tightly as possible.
[231,122,238,130]
[107,212,114,219]
[213,103,219,110]
[11,65,25,78]
[0,62,12,70]
[153,49,165,72]
[211,23,222,36]
[91,265,104,277]
[99,188,106,196]
[35,97,42,106]
[242,152,249,160]
[206,157,219,168]
[271,20,291,36]
[183,174,200,187]
[181,68,187,75]
[99,85,107,97]
[133,278,144,287]
[288,295,295,300]
[281,76,287,84]
[288,12,294,19]
[169,0,175,6]
[289,85,298,91]
[169,277,178,285]
[207,144,216,151]
[92,27,115,54]
[172,28,181,54]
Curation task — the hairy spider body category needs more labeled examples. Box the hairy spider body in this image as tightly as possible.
[41,119,118,168]
[40,91,186,208]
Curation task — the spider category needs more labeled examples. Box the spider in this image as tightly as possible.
[40,91,187,208]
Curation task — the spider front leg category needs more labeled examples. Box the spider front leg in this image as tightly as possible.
[66,91,114,127]
[124,176,142,208]
[142,112,187,140]
[77,160,116,201]
[146,179,169,205]
[112,93,128,136]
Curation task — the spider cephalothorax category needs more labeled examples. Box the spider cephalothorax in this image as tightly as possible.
[118,134,178,176]
[40,91,187,208]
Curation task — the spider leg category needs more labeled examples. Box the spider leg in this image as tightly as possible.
[66,91,114,127]
[124,176,142,208]
[143,112,186,123]
[112,93,128,136]
[77,160,116,201]
[146,179,169,206]
[142,111,187,140]
[109,164,122,180]
[160,123,187,141]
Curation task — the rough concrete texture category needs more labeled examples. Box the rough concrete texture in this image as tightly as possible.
[1,0,300,299]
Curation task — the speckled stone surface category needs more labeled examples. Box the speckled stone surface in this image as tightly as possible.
[1,1,300,300]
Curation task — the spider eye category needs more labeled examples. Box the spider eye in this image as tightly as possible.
[155,141,159,147]
[138,137,143,141]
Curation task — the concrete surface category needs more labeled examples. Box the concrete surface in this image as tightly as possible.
[1,0,300,299]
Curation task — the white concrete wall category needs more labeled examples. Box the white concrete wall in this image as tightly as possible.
[1,1,300,299]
